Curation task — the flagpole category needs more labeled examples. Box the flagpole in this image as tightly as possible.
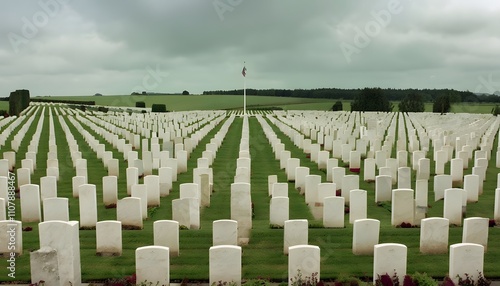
[243,62,246,116]
[243,74,246,116]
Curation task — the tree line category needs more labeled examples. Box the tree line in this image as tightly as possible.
[202,87,493,103]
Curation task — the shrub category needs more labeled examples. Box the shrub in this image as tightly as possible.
[411,272,438,286]
[332,101,343,111]
[9,89,30,116]
[136,101,146,108]
[491,105,500,116]
[151,104,167,113]
[98,106,109,113]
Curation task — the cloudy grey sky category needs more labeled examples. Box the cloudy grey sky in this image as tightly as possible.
[1,0,500,96]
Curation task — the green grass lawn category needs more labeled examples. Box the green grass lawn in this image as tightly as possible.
[34,95,335,112]
[29,95,500,114]
[1,106,499,283]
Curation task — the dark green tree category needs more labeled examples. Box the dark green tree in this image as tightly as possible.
[433,95,451,114]
[492,105,500,116]
[182,90,189,95]
[331,101,343,111]
[151,104,167,112]
[135,101,146,108]
[351,88,393,112]
[9,89,30,116]
[398,93,425,113]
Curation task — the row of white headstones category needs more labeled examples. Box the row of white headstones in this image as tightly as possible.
[1,104,500,284]
[0,104,287,285]
[0,104,241,284]
[262,110,500,284]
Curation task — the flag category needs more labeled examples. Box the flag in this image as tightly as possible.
[242,66,247,77]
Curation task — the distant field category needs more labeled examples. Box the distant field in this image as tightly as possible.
[35,95,335,111]
[0,101,7,111]
[9,95,500,114]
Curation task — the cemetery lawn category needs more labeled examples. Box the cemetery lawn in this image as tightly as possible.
[1,110,500,283]
[31,94,500,113]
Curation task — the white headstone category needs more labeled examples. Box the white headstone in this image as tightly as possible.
[79,184,98,228]
[415,180,429,225]
[231,183,252,239]
[342,175,359,205]
[136,246,170,286]
[131,184,148,219]
[158,167,173,197]
[20,184,41,223]
[17,168,31,188]
[397,167,411,189]
[375,175,392,203]
[0,220,22,255]
[373,243,407,284]
[72,176,87,198]
[363,158,376,182]
[209,245,241,286]
[495,188,500,223]
[172,197,200,230]
[326,158,339,181]
[463,174,479,203]
[117,197,143,229]
[213,219,238,246]
[107,158,119,177]
[434,175,452,201]
[462,217,488,252]
[145,175,161,207]
[417,158,430,180]
[30,247,60,286]
[420,217,449,254]
[332,167,345,191]
[102,176,118,208]
[444,188,463,226]
[283,219,308,255]
[126,167,139,196]
[96,220,122,256]
[200,174,211,207]
[317,183,336,205]
[268,175,278,196]
[43,198,69,222]
[154,220,179,256]
[349,190,367,224]
[270,197,289,227]
[295,167,310,193]
[39,221,81,285]
[323,196,344,228]
[286,158,300,182]
[391,189,415,226]
[449,243,484,285]
[352,219,380,255]
[40,176,57,201]
[0,198,4,221]
[272,183,288,198]
[288,245,320,286]
[305,175,321,205]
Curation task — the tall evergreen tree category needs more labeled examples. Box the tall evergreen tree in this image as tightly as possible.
[351,88,393,112]
[399,93,425,112]
[433,95,451,114]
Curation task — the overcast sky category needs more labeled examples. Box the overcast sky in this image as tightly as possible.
[1,0,500,96]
